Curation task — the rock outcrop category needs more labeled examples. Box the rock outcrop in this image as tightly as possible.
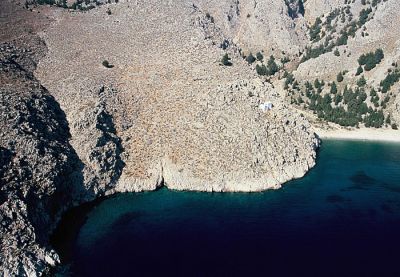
[0,38,80,276]
[192,0,309,56]
[112,79,319,193]
[303,0,343,22]
[393,94,400,125]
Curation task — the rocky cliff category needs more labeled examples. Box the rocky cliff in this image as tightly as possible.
[1,0,400,275]
[0,36,81,276]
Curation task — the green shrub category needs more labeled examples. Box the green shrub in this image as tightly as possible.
[364,59,376,71]
[380,69,400,93]
[266,55,279,76]
[330,82,338,94]
[256,64,267,76]
[358,49,384,71]
[334,93,343,105]
[281,56,290,64]
[358,8,372,27]
[336,33,348,46]
[364,110,384,128]
[221,54,232,66]
[102,60,114,68]
[356,66,363,76]
[284,72,295,87]
[309,17,322,41]
[246,53,256,64]
[337,72,344,82]
[375,48,384,63]
[334,49,340,56]
[256,52,264,61]
[36,0,55,4]
[357,76,367,87]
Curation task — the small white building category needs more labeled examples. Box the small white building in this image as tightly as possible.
[259,102,273,112]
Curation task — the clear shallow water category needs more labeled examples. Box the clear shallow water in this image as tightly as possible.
[59,140,400,276]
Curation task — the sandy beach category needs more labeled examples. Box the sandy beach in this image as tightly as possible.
[314,127,400,142]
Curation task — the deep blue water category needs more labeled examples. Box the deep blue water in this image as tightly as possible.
[60,140,400,276]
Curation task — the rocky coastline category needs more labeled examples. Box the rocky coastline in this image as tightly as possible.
[0,33,320,275]
[2,0,400,275]
[0,26,320,277]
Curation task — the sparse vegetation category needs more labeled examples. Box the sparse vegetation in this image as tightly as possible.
[357,76,367,87]
[102,60,114,68]
[256,52,264,61]
[358,48,384,71]
[256,64,267,76]
[380,68,400,93]
[221,53,232,66]
[300,4,378,63]
[286,66,392,128]
[255,55,279,76]
[337,72,344,82]
[281,56,290,64]
[36,0,55,4]
[356,66,363,76]
[285,0,305,19]
[309,17,322,42]
[35,0,98,10]
[246,53,256,64]
[330,82,338,94]
[266,55,279,76]
[334,49,340,56]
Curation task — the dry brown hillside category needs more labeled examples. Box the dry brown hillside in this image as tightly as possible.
[1,0,400,275]
[35,0,318,194]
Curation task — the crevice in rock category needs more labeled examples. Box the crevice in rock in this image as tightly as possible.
[285,0,305,19]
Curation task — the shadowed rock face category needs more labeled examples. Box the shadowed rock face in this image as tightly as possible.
[0,35,130,274]
[0,37,84,275]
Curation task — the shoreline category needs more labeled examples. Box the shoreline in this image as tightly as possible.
[314,127,400,143]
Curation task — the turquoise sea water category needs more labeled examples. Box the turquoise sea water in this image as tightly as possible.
[56,140,400,276]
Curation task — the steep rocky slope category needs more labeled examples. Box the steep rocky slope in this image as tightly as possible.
[0,37,82,276]
[296,0,398,81]
[304,0,343,22]
[1,0,400,275]
[283,0,400,129]
[1,0,321,275]
[191,0,308,56]
[35,0,319,194]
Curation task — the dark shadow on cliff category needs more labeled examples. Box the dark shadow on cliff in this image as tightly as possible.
[0,38,94,250]
[23,91,88,246]
[49,194,105,264]
[0,147,13,205]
